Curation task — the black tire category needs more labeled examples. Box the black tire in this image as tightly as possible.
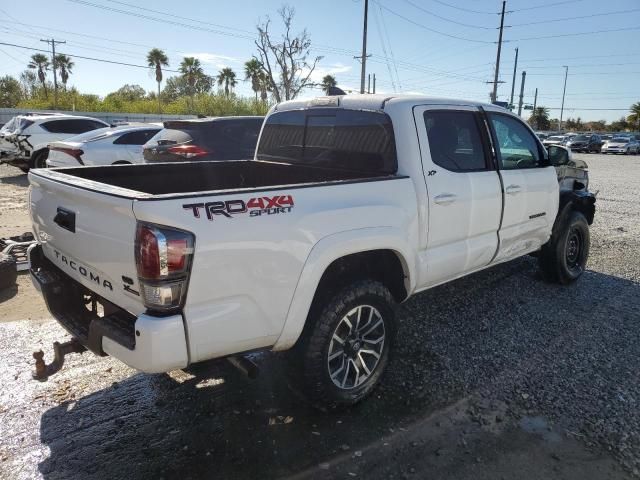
[539,210,590,284]
[30,149,49,170]
[291,280,396,408]
[0,253,17,291]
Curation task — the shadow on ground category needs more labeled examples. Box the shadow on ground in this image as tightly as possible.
[35,257,639,479]
[0,172,28,187]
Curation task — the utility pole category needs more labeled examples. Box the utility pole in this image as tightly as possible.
[373,73,376,94]
[517,70,526,116]
[367,74,371,94]
[490,1,507,103]
[40,38,66,109]
[509,47,518,109]
[358,0,369,94]
[559,65,568,131]
[533,88,538,112]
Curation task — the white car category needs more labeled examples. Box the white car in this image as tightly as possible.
[1,114,109,171]
[601,137,640,155]
[28,94,596,407]
[47,125,162,167]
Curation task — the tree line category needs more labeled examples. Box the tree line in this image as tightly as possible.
[527,105,640,132]
[0,5,340,117]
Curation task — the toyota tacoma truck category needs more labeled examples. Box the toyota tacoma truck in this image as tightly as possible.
[27,95,595,407]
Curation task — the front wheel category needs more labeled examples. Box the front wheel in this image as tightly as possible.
[291,280,396,408]
[539,210,590,284]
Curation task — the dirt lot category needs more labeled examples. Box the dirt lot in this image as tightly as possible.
[1,154,639,480]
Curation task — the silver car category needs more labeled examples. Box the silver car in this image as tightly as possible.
[601,137,640,155]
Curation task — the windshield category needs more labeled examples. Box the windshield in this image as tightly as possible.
[548,136,565,141]
[572,135,589,141]
[611,137,629,143]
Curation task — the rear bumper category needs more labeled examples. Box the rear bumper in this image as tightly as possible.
[29,245,189,373]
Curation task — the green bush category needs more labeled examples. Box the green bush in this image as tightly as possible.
[17,88,270,116]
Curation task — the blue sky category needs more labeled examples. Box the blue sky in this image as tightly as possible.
[0,0,639,122]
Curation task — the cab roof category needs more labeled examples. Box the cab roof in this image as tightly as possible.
[273,93,493,113]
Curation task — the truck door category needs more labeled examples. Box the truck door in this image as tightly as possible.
[414,105,502,287]
[485,111,558,263]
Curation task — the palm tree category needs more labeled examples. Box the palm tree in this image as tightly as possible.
[320,75,337,95]
[258,71,270,102]
[28,53,50,98]
[244,59,262,101]
[180,57,204,111]
[528,106,551,130]
[147,48,169,113]
[54,54,74,89]
[217,68,237,97]
[628,102,640,130]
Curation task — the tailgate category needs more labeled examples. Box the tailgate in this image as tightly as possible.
[29,171,145,315]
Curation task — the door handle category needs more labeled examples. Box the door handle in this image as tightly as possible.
[434,193,457,205]
[505,184,522,195]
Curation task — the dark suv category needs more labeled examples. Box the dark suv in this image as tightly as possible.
[564,134,603,153]
[142,116,264,163]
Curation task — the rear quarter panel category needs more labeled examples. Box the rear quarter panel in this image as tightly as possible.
[133,177,418,362]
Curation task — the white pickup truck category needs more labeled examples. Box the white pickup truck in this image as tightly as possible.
[28,95,595,407]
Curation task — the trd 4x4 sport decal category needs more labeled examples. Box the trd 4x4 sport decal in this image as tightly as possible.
[183,195,294,220]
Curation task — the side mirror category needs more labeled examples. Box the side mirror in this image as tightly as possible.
[547,145,570,166]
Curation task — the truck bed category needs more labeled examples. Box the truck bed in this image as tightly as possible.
[39,160,393,197]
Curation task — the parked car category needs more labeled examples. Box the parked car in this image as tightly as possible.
[47,124,162,168]
[143,116,264,163]
[564,134,602,153]
[542,135,566,147]
[27,94,595,407]
[601,137,640,154]
[0,114,109,171]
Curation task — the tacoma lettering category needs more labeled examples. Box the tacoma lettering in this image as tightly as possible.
[53,250,113,291]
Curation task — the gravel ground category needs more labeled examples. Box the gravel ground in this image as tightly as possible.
[0,153,639,479]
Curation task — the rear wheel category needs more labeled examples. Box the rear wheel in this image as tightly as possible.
[30,149,49,170]
[290,280,396,408]
[539,210,590,284]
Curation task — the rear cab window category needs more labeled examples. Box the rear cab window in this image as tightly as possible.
[257,108,397,174]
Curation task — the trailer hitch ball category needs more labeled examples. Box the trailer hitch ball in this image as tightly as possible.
[32,339,87,381]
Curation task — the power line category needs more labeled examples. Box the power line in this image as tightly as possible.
[511,26,640,42]
[399,0,496,29]
[377,3,402,89]
[372,5,397,92]
[509,0,585,13]
[509,8,640,26]
[527,71,640,76]
[430,0,498,15]
[375,2,495,43]
[0,41,182,73]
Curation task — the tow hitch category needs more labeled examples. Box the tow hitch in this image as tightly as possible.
[32,339,87,381]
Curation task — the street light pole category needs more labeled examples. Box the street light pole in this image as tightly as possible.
[359,0,369,94]
[491,1,507,103]
[559,65,568,132]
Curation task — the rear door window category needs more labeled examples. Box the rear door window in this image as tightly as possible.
[41,119,107,134]
[257,108,397,174]
[144,128,194,147]
[423,110,489,172]
[114,129,161,145]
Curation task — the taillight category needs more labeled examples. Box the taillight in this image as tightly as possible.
[51,147,84,164]
[135,223,195,313]
[167,144,209,159]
